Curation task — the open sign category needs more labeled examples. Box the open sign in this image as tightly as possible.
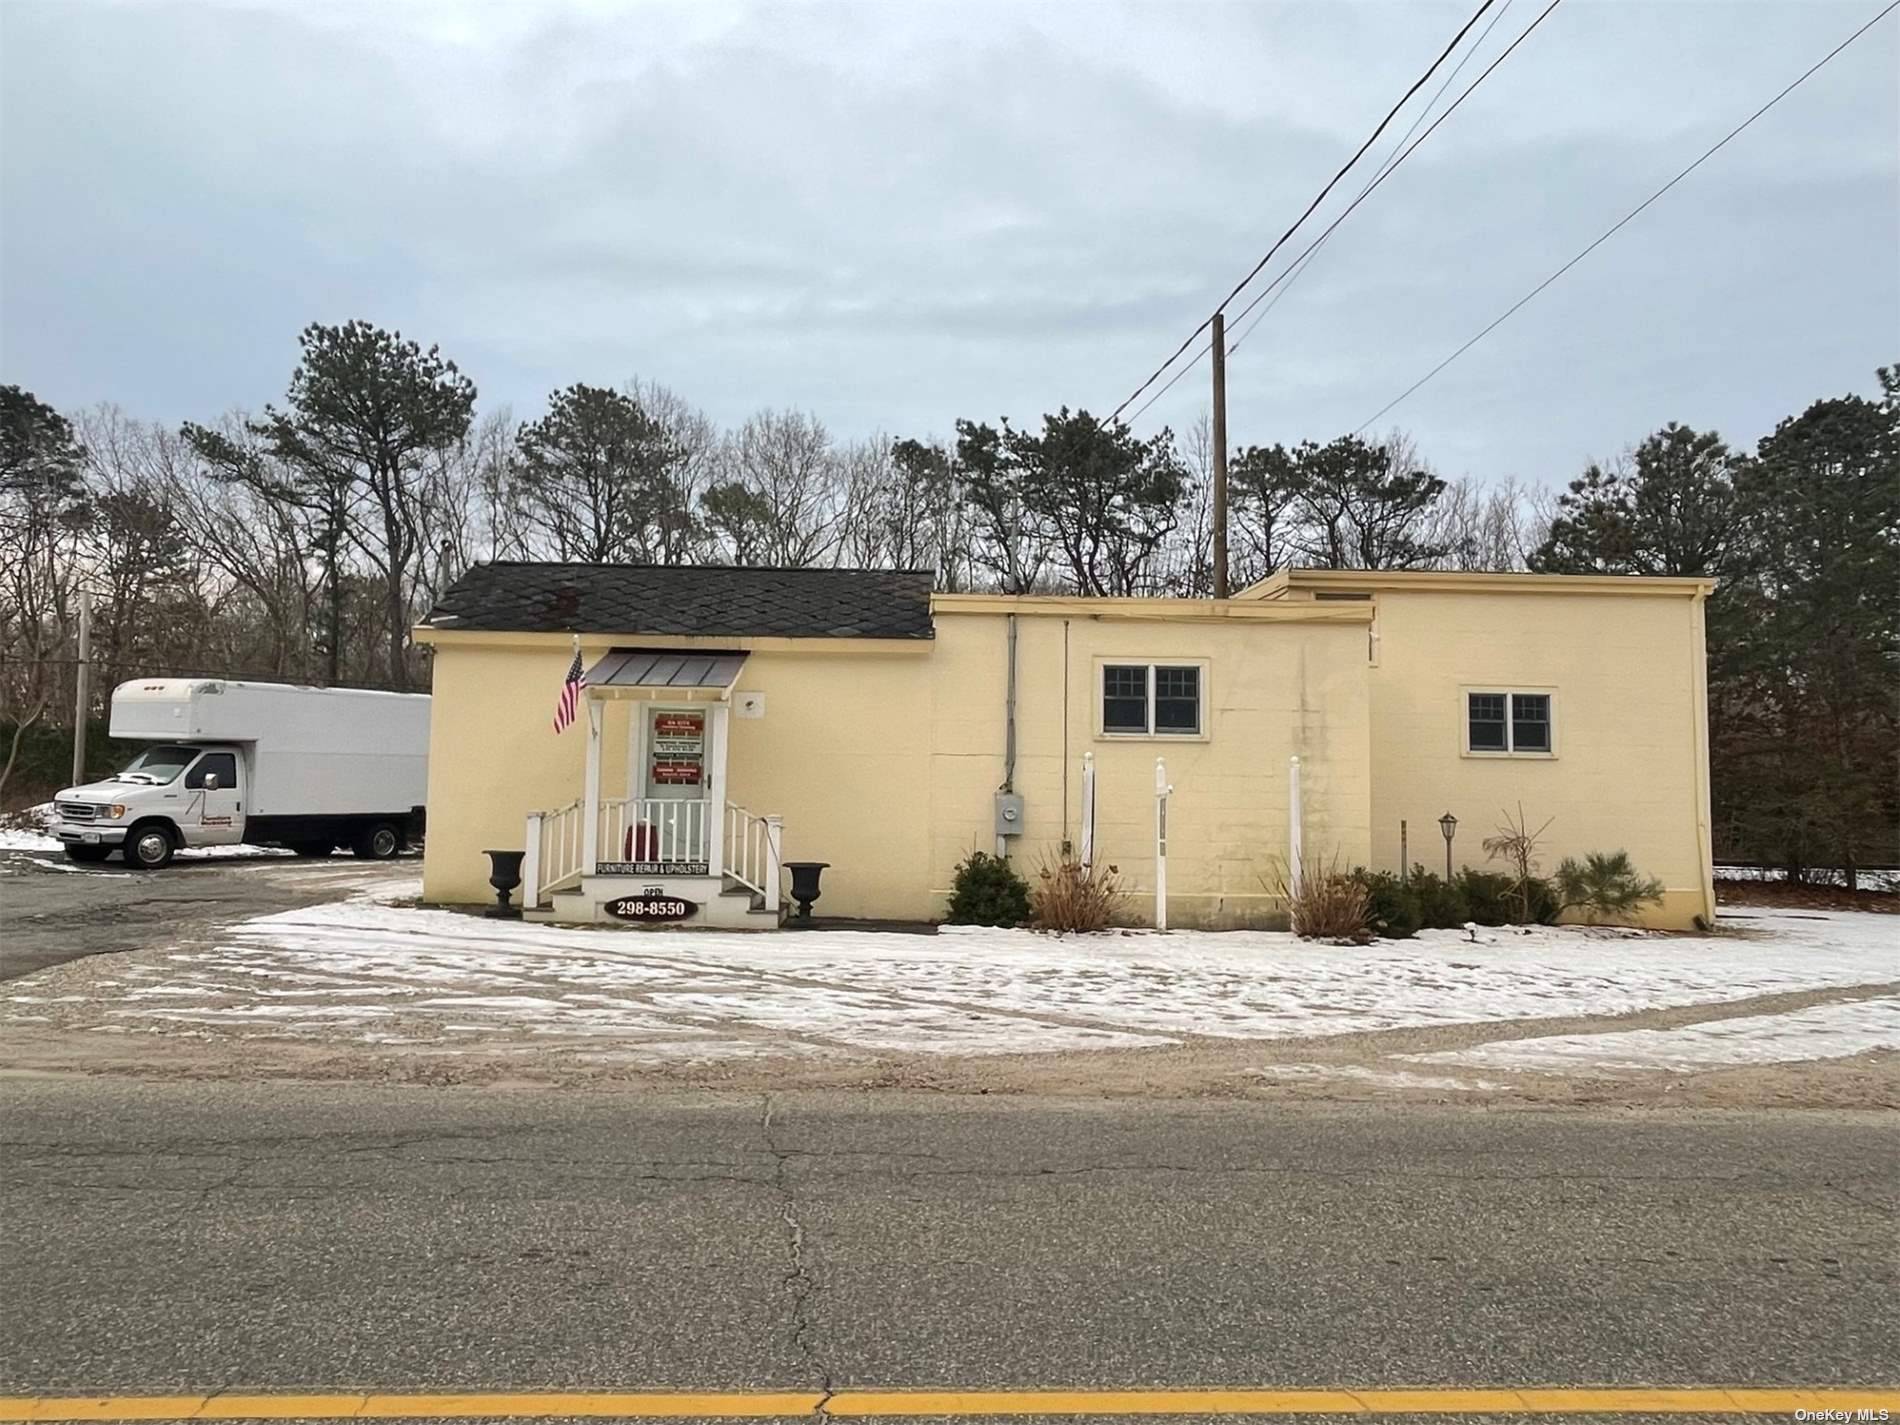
[604,895,696,923]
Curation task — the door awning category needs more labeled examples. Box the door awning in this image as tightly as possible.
[584,648,748,699]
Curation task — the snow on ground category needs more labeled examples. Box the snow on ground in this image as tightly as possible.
[1716,863,1900,892]
[1405,996,1900,1076]
[0,804,58,852]
[5,885,1893,1068]
[0,802,290,862]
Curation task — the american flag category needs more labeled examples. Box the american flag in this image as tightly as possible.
[552,645,584,733]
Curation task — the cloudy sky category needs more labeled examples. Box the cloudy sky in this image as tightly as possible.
[2,0,1894,483]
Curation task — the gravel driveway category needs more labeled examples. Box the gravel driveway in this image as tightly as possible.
[0,845,417,981]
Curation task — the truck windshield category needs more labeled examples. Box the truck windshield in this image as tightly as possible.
[114,745,200,785]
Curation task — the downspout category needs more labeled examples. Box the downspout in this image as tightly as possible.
[1003,612,1019,792]
[998,613,1018,859]
[1061,619,1071,852]
[1690,589,1716,929]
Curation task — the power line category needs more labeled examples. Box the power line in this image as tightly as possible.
[1225,0,1531,356]
[1108,0,1502,423]
[1125,0,1560,428]
[1354,0,1900,434]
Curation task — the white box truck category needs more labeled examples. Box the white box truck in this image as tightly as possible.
[52,679,430,869]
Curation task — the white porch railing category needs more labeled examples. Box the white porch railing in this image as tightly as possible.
[724,801,782,903]
[522,799,585,907]
[598,797,710,869]
[521,796,782,911]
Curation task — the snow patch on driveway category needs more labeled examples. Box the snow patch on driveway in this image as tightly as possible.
[1405,995,1900,1075]
[4,888,1894,1070]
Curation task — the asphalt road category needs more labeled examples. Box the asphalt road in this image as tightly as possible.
[2,1079,1893,1403]
[0,848,416,981]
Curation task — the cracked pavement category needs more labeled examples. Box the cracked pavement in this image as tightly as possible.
[2,1078,1895,1400]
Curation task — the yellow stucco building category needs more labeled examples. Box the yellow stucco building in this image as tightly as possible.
[415,562,1715,930]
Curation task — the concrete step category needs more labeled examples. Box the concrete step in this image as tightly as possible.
[541,879,782,929]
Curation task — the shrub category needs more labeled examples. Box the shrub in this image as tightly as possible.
[1273,860,1372,941]
[945,850,1032,927]
[1407,866,1470,930]
[1355,864,1557,938]
[1481,803,1558,924]
[1455,869,1518,926]
[1293,873,1373,940]
[1554,850,1665,924]
[1457,868,1556,926]
[1030,854,1121,933]
[1353,868,1422,939]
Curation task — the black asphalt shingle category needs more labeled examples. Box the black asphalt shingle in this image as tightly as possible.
[422,562,935,640]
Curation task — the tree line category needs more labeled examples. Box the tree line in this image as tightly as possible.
[2,320,1893,876]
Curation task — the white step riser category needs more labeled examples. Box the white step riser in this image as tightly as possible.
[544,874,782,929]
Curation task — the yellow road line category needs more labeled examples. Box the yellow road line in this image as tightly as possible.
[1,1389,1897,1420]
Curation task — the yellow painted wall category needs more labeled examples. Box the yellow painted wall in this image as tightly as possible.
[921,610,1370,927]
[419,612,1372,928]
[1343,587,1715,928]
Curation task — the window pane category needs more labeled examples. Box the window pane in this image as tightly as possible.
[1468,693,1507,751]
[186,753,237,789]
[1154,666,1200,733]
[1511,693,1551,752]
[1103,665,1148,732]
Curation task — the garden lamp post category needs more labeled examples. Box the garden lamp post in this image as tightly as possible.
[1438,811,1458,881]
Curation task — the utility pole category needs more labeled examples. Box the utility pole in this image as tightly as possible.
[71,589,92,786]
[1210,310,1229,599]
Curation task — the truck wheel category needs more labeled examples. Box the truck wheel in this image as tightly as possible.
[63,845,111,864]
[288,842,335,858]
[125,822,176,869]
[352,823,402,860]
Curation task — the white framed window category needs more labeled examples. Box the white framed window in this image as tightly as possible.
[1099,661,1207,738]
[1464,688,1555,757]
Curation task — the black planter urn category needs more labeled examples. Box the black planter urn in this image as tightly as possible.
[484,848,526,919]
[784,860,830,924]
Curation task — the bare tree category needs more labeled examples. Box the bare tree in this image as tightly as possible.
[709,409,845,567]
[629,379,715,565]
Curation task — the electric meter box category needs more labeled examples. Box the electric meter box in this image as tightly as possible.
[994,792,1025,838]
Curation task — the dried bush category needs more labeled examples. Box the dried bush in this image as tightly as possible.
[1271,857,1372,941]
[1031,853,1121,933]
[1482,803,1556,924]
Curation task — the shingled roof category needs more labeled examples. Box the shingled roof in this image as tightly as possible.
[422,562,936,640]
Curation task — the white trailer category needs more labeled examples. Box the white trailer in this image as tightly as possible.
[52,680,430,868]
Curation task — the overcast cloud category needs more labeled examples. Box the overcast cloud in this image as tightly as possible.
[2,0,1895,483]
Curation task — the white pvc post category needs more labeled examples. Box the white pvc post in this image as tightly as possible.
[521,812,543,910]
[764,814,784,908]
[1079,752,1096,870]
[581,698,602,873]
[1154,757,1173,931]
[1288,755,1304,900]
[706,701,727,878]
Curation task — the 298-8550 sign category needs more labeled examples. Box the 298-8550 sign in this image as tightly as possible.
[605,895,696,923]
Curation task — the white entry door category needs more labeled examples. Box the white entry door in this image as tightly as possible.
[638,706,709,867]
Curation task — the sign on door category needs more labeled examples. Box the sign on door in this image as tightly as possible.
[648,710,704,790]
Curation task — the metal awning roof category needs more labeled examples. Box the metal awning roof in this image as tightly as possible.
[584,648,747,697]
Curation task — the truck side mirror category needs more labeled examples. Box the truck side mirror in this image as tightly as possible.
[202,773,220,791]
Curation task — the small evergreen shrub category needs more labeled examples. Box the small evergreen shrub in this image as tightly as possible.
[1457,869,1524,926]
[1031,854,1122,933]
[1353,868,1422,939]
[1354,865,1558,937]
[1407,866,1470,929]
[946,850,1032,927]
[1554,850,1665,924]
